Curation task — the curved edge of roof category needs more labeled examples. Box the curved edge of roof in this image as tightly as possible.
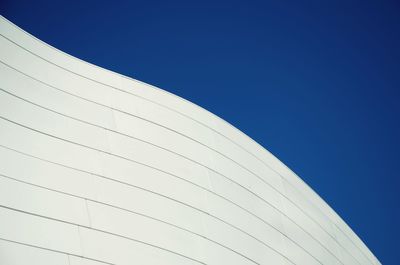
[0,15,300,181]
[0,15,380,265]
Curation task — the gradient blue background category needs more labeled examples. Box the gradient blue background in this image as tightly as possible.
[1,1,399,264]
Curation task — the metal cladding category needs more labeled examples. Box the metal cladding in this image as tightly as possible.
[0,16,380,265]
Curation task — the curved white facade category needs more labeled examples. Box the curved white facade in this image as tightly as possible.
[0,16,380,265]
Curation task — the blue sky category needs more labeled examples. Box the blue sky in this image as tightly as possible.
[1,0,399,263]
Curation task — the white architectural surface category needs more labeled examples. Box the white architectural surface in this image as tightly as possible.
[0,15,380,265]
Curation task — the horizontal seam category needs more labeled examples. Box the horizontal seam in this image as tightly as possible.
[0,237,115,265]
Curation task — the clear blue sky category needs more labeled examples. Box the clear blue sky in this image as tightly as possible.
[1,0,399,263]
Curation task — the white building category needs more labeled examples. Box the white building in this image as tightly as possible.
[0,16,380,265]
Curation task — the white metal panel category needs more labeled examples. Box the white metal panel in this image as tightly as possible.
[0,36,115,108]
[201,213,287,265]
[92,169,207,235]
[87,200,206,263]
[280,209,340,265]
[78,227,202,265]
[0,117,104,176]
[281,180,357,264]
[201,240,257,265]
[282,178,335,235]
[332,222,372,265]
[0,89,110,152]
[0,62,116,129]
[68,255,111,265]
[110,88,217,148]
[208,170,285,232]
[0,146,98,200]
[282,235,321,265]
[0,240,69,265]
[98,151,209,210]
[0,207,82,256]
[105,130,211,189]
[333,215,378,265]
[0,176,90,226]
[112,109,214,166]
[213,130,286,192]
[204,188,288,260]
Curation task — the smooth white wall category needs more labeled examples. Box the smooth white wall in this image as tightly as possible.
[0,16,380,265]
